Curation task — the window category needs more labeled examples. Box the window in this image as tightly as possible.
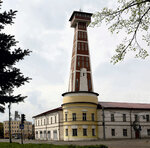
[78,31,81,38]
[44,131,46,138]
[146,115,149,122]
[123,114,126,122]
[47,118,49,124]
[91,113,94,121]
[41,119,42,125]
[81,42,84,50]
[78,43,80,50]
[123,129,127,136]
[111,114,115,122]
[66,129,68,136]
[55,116,56,123]
[82,56,84,61]
[83,128,87,136]
[40,131,42,139]
[86,62,88,67]
[88,79,91,89]
[65,113,67,122]
[76,79,79,88]
[83,113,87,121]
[51,117,52,124]
[72,129,77,136]
[147,129,150,136]
[44,119,45,125]
[82,61,84,67]
[135,114,138,122]
[85,44,88,50]
[111,129,115,136]
[72,113,76,121]
[78,61,80,67]
[92,129,95,136]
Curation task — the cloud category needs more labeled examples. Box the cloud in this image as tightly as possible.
[1,0,150,123]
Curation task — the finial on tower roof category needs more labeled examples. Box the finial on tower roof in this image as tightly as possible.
[79,8,83,12]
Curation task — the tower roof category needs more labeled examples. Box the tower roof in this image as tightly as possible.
[69,11,93,21]
[69,11,93,27]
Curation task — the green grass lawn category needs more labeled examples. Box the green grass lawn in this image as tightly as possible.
[0,142,108,148]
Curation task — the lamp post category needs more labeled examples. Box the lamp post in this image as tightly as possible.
[8,102,12,143]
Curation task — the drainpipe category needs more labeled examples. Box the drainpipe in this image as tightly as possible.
[102,107,105,140]
[130,110,132,139]
[58,111,60,141]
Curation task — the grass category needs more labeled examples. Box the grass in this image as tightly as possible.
[0,142,108,148]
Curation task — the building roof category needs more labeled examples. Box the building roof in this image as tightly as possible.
[32,107,62,118]
[98,102,150,110]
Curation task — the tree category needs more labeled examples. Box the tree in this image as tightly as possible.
[91,0,150,64]
[0,1,31,113]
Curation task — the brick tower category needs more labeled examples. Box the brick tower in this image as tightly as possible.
[62,11,99,141]
[68,11,93,92]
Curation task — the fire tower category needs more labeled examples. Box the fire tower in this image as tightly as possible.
[68,11,93,92]
[62,11,99,141]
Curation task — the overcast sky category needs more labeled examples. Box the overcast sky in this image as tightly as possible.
[1,0,150,122]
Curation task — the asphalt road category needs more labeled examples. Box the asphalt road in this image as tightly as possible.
[0,138,150,148]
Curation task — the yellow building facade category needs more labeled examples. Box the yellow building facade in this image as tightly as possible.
[3,120,32,139]
[62,92,98,141]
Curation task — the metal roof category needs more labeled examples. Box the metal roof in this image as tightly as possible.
[69,11,93,21]
[98,102,150,110]
[32,107,62,118]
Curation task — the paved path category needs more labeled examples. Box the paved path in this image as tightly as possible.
[0,139,150,148]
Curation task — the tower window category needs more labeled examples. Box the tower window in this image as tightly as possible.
[86,62,88,67]
[81,42,84,50]
[78,61,80,67]
[92,113,95,121]
[88,79,91,89]
[76,79,79,88]
[82,61,84,67]
[72,113,76,121]
[78,43,80,50]
[85,44,88,50]
[83,113,87,121]
[78,32,81,38]
[65,113,67,122]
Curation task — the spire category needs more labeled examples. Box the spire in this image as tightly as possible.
[68,11,93,92]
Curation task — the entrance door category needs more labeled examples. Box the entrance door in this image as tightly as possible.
[47,131,51,140]
[135,131,140,138]
[53,130,57,140]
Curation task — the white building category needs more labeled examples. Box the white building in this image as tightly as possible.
[33,107,63,141]
[98,102,150,139]
[33,102,150,141]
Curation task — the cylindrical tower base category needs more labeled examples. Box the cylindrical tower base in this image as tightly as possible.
[62,92,98,141]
